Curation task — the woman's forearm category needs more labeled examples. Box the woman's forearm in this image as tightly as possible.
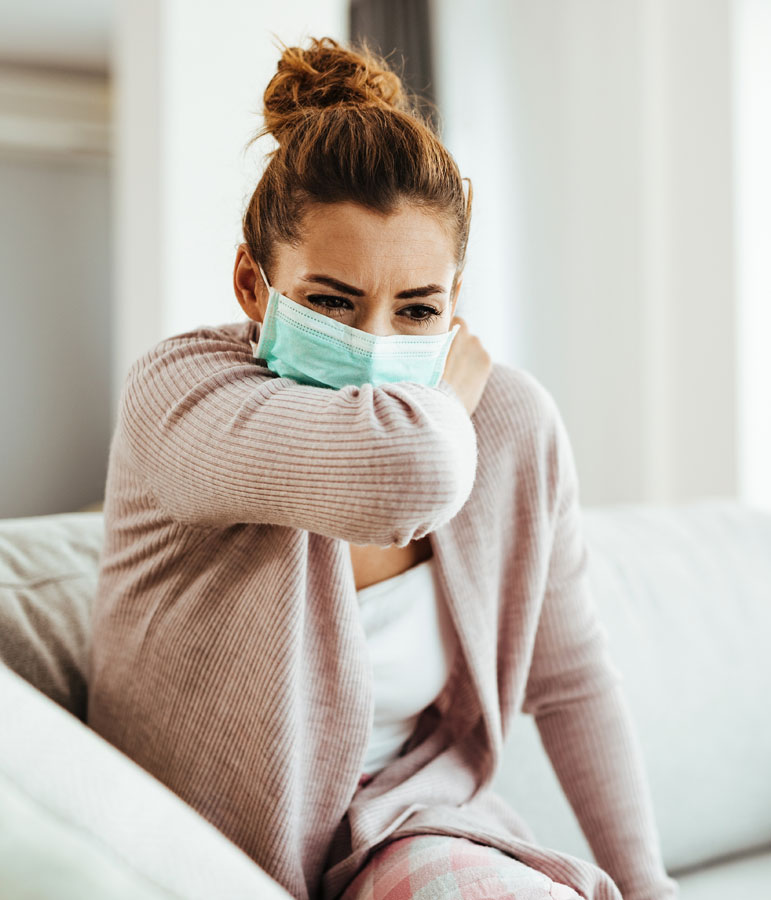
[534,682,680,900]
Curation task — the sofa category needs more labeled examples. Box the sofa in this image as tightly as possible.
[1,498,769,899]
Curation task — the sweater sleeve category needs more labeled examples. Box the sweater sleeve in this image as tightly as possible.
[117,328,478,546]
[522,399,680,900]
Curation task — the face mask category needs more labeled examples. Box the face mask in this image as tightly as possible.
[249,263,460,390]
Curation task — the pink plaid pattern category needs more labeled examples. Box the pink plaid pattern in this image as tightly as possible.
[338,833,583,900]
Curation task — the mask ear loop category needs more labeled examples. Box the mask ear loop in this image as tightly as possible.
[257,262,271,292]
[250,263,272,362]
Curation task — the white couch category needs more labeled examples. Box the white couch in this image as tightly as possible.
[1,498,769,899]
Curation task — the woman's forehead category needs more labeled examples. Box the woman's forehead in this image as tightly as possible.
[281,202,456,276]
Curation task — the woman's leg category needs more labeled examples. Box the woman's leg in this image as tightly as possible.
[338,833,582,900]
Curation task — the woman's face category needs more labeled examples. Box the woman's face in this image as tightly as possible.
[233,200,462,336]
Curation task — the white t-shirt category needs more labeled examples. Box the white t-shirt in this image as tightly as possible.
[356,556,458,776]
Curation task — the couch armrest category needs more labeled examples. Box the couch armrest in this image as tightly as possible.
[0,663,292,899]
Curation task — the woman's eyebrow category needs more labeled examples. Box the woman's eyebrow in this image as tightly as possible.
[301,273,447,300]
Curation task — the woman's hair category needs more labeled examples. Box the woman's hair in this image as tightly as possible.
[242,35,472,294]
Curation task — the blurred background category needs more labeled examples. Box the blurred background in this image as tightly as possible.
[0,0,769,519]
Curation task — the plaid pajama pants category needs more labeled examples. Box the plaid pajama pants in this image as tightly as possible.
[338,775,582,900]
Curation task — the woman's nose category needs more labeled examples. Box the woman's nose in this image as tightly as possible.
[354,309,395,336]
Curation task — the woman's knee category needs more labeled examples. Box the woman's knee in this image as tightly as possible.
[338,834,582,900]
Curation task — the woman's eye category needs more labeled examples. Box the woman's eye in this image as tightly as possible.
[405,306,442,325]
[307,296,349,314]
[306,296,441,327]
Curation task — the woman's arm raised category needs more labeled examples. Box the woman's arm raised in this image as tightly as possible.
[117,329,478,546]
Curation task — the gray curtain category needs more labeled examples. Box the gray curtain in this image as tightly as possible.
[348,0,439,132]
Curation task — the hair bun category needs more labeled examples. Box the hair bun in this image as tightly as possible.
[261,35,412,143]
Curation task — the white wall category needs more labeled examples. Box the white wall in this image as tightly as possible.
[113,0,348,422]
[638,0,736,504]
[0,0,348,516]
[3,0,765,514]
[733,0,771,509]
[0,60,112,518]
[434,0,745,508]
[0,154,112,517]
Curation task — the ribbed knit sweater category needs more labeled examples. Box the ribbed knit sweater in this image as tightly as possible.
[86,319,679,900]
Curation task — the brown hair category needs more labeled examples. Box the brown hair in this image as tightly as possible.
[241,35,473,295]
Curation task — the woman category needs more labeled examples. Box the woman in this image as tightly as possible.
[87,36,679,900]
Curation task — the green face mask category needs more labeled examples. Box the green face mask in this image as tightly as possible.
[249,263,460,390]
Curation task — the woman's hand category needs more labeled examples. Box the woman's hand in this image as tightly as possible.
[441,316,493,416]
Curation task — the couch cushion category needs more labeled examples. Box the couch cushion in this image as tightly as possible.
[0,511,103,720]
[3,501,770,884]
[0,663,292,900]
[676,845,771,900]
[491,499,771,877]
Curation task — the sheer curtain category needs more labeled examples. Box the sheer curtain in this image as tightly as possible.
[348,0,438,129]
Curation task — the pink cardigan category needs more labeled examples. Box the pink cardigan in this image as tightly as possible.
[87,319,679,900]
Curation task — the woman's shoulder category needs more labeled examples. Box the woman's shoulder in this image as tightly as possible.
[481,361,562,437]
[125,319,262,382]
[139,319,256,358]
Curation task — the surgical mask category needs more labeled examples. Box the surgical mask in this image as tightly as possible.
[249,263,460,390]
